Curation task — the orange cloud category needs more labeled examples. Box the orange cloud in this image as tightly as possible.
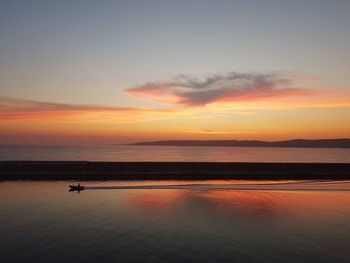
[0,96,172,121]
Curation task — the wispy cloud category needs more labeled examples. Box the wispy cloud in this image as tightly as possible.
[0,96,171,121]
[185,129,258,135]
[125,72,318,106]
[186,129,234,134]
[235,111,255,115]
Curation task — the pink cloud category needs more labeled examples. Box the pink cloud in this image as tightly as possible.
[125,72,320,106]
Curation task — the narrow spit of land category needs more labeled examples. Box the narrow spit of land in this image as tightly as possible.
[1,161,350,180]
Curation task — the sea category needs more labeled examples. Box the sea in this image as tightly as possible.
[1,145,350,262]
[1,144,350,162]
[0,180,350,262]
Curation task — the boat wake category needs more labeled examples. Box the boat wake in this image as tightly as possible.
[82,180,350,191]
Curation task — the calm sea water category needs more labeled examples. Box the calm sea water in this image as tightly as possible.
[0,180,350,262]
[1,145,350,162]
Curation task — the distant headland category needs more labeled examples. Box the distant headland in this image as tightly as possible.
[131,139,350,148]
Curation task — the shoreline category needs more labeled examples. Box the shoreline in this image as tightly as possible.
[1,161,350,181]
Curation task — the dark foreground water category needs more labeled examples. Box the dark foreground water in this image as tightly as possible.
[1,180,350,263]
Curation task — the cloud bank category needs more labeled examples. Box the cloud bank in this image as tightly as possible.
[125,72,316,106]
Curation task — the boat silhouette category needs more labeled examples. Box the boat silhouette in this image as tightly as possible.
[69,184,85,192]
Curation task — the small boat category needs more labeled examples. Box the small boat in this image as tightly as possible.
[69,184,85,191]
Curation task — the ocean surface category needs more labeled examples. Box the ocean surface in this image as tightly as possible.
[1,145,350,162]
[1,180,350,263]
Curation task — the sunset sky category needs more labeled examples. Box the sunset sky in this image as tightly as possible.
[1,0,350,145]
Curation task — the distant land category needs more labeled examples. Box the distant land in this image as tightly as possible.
[131,139,350,148]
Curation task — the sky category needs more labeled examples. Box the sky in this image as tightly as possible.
[1,0,350,145]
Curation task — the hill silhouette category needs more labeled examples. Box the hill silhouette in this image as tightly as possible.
[131,139,350,148]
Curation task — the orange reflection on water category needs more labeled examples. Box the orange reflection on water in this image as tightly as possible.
[127,187,350,219]
[127,190,184,211]
[191,190,350,219]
